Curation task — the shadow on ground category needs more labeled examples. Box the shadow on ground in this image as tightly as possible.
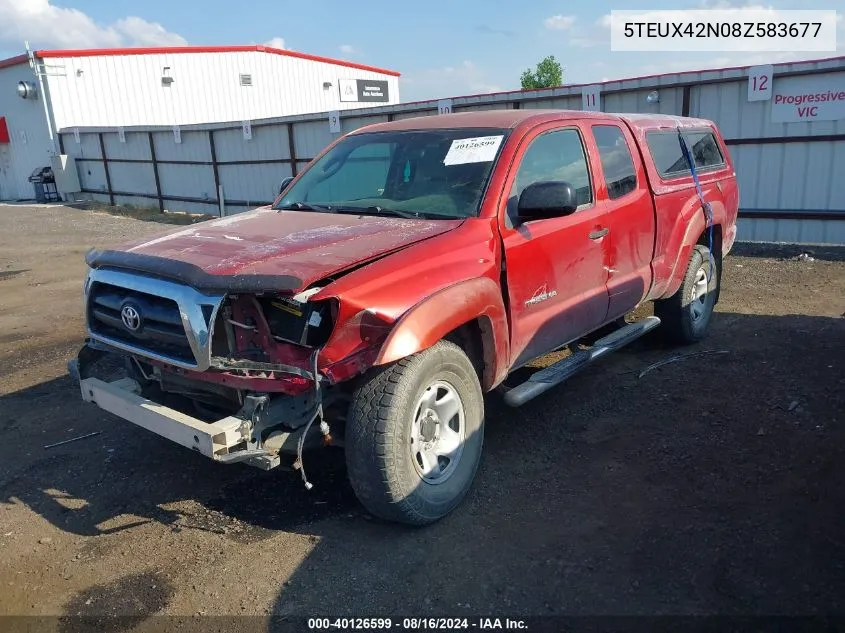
[1,312,844,620]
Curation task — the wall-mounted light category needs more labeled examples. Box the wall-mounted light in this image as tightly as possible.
[322,81,333,90]
[161,67,174,86]
[646,90,660,104]
[17,81,37,100]
[76,69,84,77]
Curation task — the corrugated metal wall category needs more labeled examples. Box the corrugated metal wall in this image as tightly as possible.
[57,56,845,244]
[691,71,845,244]
[42,51,400,129]
[0,63,54,200]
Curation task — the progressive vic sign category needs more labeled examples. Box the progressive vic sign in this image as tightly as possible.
[771,73,845,123]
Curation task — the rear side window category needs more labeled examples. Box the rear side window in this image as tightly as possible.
[646,130,725,178]
[686,132,725,169]
[592,125,637,199]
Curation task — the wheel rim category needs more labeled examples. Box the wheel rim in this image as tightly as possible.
[689,264,710,323]
[410,380,466,485]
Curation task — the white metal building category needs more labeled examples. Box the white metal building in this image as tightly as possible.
[0,45,400,201]
[0,54,53,201]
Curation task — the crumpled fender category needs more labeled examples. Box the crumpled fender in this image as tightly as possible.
[374,276,510,390]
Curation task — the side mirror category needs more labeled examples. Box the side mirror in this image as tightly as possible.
[279,176,295,195]
[517,181,578,221]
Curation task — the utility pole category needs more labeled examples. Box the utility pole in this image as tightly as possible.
[26,41,61,156]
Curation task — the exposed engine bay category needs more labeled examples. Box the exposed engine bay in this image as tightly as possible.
[156,286,340,419]
[76,267,361,477]
[209,288,336,380]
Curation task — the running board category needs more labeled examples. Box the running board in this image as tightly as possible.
[502,316,661,407]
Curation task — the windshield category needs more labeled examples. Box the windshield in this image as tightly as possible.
[274,128,510,219]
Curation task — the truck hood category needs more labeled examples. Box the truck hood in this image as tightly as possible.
[86,207,464,293]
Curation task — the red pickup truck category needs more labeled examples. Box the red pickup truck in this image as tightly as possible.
[70,110,738,525]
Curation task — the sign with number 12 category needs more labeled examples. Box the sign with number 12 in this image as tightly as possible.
[748,65,774,102]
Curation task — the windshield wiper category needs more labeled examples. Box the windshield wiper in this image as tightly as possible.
[276,201,335,213]
[334,205,419,219]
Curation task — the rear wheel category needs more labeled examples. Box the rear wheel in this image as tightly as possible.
[655,244,720,344]
[345,340,484,526]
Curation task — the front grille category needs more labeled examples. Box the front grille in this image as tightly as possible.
[88,282,194,362]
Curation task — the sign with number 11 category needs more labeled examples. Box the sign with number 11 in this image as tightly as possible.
[582,86,601,111]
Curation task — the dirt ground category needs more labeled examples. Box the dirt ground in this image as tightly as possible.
[1,203,844,628]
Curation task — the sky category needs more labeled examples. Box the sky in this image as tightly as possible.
[0,0,842,102]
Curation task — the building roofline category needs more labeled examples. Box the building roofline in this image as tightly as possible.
[34,45,401,77]
[580,54,845,90]
[396,54,845,107]
[0,54,29,70]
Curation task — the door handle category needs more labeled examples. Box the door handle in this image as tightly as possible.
[589,228,609,240]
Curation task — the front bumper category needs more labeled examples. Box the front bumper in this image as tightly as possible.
[68,344,332,470]
[79,373,245,457]
[70,363,281,470]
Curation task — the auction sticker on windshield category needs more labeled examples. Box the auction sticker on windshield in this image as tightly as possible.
[443,135,504,166]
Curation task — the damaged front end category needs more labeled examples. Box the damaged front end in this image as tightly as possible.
[70,267,390,474]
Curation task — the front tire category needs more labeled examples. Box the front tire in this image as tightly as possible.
[345,340,484,526]
[655,244,720,344]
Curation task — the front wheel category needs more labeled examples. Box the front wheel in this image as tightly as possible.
[345,340,484,526]
[655,244,720,344]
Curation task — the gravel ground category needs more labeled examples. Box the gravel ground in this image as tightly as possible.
[1,204,844,627]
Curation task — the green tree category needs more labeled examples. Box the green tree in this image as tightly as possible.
[520,55,563,90]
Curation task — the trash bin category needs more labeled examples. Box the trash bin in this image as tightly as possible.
[28,166,59,203]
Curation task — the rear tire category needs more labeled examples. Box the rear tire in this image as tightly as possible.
[345,340,484,526]
[655,244,720,344]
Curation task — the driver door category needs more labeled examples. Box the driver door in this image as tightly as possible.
[499,124,610,368]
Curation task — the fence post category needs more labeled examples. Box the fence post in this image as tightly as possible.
[218,185,226,217]
[286,123,297,177]
[148,132,164,212]
[209,130,223,216]
[98,133,114,206]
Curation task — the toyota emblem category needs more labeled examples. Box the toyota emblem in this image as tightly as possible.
[120,304,142,332]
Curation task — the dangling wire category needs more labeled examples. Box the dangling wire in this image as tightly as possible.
[678,127,715,281]
[296,349,325,491]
